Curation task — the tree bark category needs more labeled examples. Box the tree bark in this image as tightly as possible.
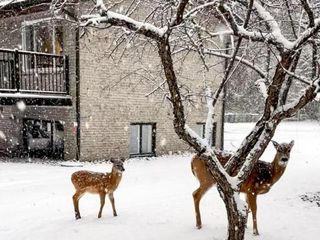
[218,188,247,240]
[158,34,249,240]
[225,199,247,240]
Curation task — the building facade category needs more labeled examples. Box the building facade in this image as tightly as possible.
[0,0,225,161]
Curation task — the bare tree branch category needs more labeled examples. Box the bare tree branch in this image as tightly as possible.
[300,0,315,27]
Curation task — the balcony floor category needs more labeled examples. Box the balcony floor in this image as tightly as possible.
[0,92,72,106]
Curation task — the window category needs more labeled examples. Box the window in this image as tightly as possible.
[195,122,216,146]
[25,120,50,139]
[129,123,156,157]
[22,21,64,68]
[23,23,63,55]
[23,119,64,159]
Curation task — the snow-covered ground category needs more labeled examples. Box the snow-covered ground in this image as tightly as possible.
[0,121,319,240]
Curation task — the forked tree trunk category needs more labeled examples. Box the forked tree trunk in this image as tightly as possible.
[158,36,249,240]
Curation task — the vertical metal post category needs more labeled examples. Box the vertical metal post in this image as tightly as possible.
[139,125,142,155]
[64,55,70,94]
[14,49,20,92]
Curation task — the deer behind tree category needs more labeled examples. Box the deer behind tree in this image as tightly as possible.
[191,140,294,235]
[71,159,125,220]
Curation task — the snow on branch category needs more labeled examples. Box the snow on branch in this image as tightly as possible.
[185,125,209,149]
[272,80,318,120]
[202,49,266,79]
[314,78,320,94]
[183,1,217,20]
[255,79,268,99]
[294,18,320,49]
[216,0,320,53]
[81,0,168,40]
[253,1,294,49]
[0,0,15,9]
[281,66,311,85]
[204,87,214,146]
[235,128,273,187]
[217,1,294,50]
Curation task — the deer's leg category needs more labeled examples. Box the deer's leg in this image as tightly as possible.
[192,184,211,229]
[247,193,259,235]
[108,193,117,217]
[73,190,85,220]
[98,191,106,218]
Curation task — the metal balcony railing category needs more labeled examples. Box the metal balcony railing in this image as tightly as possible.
[0,48,69,95]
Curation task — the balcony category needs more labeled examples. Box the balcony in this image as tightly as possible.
[0,48,72,106]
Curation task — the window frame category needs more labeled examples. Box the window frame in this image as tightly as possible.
[22,118,65,159]
[129,122,156,157]
[22,19,63,55]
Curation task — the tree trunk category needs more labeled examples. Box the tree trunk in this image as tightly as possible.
[218,188,248,240]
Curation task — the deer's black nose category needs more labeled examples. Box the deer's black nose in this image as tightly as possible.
[281,158,288,162]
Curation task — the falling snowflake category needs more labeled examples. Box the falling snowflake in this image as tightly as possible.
[160,138,166,147]
[16,101,26,112]
[0,131,6,141]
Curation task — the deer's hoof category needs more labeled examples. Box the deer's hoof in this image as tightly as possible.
[196,224,202,229]
[114,213,118,217]
[253,230,259,236]
[75,214,81,220]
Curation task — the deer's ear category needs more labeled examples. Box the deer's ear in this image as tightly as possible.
[289,140,295,148]
[271,140,279,149]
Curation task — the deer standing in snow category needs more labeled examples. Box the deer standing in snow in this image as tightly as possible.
[71,159,125,220]
[191,140,294,235]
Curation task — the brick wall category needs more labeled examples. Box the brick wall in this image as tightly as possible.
[0,2,225,161]
[77,2,225,160]
[0,10,77,159]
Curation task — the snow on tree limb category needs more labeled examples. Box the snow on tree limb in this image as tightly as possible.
[185,124,209,149]
[81,0,167,41]
[0,0,15,9]
[183,1,217,20]
[202,49,266,79]
[272,82,318,120]
[235,128,274,186]
[217,1,293,50]
[217,0,320,52]
[281,67,311,85]
[204,87,214,146]
[293,18,320,49]
[255,79,268,99]
[252,1,294,49]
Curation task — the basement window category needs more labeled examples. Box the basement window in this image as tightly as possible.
[23,119,64,159]
[129,123,156,157]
